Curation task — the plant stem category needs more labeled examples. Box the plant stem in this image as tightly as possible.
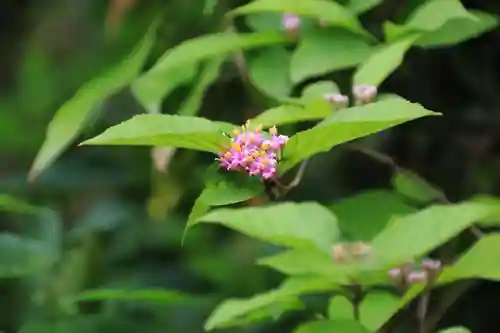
[417,292,430,333]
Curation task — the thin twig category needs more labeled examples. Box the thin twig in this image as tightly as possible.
[285,160,309,189]
[417,292,430,333]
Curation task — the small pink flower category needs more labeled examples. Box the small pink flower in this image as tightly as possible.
[407,270,428,285]
[282,13,301,38]
[324,93,349,109]
[352,84,377,104]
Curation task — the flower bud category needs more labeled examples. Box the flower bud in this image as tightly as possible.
[282,13,301,38]
[421,258,442,280]
[388,267,403,283]
[331,244,347,263]
[352,84,377,105]
[348,241,372,258]
[406,270,428,285]
[324,93,349,109]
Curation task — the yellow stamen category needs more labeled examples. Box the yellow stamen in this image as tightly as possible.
[262,158,269,165]
[261,142,271,150]
[224,151,232,159]
[269,126,277,135]
[254,124,263,132]
[245,156,254,163]
[233,129,240,136]
[231,143,241,152]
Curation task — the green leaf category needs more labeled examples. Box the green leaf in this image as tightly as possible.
[392,168,446,203]
[294,320,373,333]
[278,275,339,295]
[257,248,352,283]
[359,291,400,331]
[0,233,51,277]
[347,0,382,14]
[248,46,293,99]
[0,195,44,215]
[132,31,289,111]
[327,295,354,320]
[416,10,498,48]
[249,103,332,128]
[70,289,192,303]
[204,289,303,330]
[438,233,500,283]
[467,195,500,227]
[193,202,339,252]
[246,12,318,32]
[230,0,370,37]
[405,0,475,33]
[178,56,226,116]
[290,27,372,83]
[29,23,157,181]
[301,81,340,101]
[80,114,233,153]
[185,177,264,234]
[438,327,471,333]
[371,202,496,267]
[353,34,418,86]
[280,98,439,173]
[331,190,417,241]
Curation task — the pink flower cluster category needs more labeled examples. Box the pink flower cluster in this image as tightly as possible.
[216,122,289,180]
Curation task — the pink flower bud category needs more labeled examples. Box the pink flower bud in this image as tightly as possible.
[407,270,428,285]
[353,84,377,105]
[421,259,441,272]
[331,244,347,263]
[324,93,349,109]
[282,13,301,38]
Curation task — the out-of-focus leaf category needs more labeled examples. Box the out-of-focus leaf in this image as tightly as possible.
[204,289,303,330]
[0,194,43,214]
[291,27,372,83]
[330,190,416,241]
[70,289,192,303]
[392,168,446,203]
[467,195,500,226]
[0,233,51,277]
[29,22,158,181]
[327,295,354,320]
[80,114,233,153]
[404,0,475,32]
[438,233,500,283]
[416,10,498,47]
[353,34,419,86]
[438,327,471,333]
[347,0,382,14]
[280,98,439,173]
[371,203,497,267]
[230,0,370,37]
[359,291,400,331]
[294,319,372,333]
[246,12,318,32]
[132,31,289,112]
[193,202,339,252]
[249,46,292,99]
[301,81,340,102]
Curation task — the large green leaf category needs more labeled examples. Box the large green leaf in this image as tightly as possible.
[248,46,293,99]
[28,23,157,181]
[280,98,439,173]
[467,195,500,227]
[404,0,475,33]
[416,10,498,48]
[294,320,372,333]
[193,202,339,252]
[132,31,289,112]
[257,248,352,283]
[290,27,372,83]
[438,233,500,283]
[438,327,471,333]
[331,190,416,241]
[230,0,370,37]
[353,34,418,86]
[80,114,233,153]
[204,288,303,330]
[359,291,400,331]
[371,202,496,267]
[0,233,51,277]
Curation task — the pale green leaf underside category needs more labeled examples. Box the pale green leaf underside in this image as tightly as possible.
[132,31,289,111]
[29,23,157,181]
[280,98,439,173]
[81,114,233,154]
[193,202,339,252]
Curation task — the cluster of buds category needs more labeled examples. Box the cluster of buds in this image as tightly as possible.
[388,258,442,290]
[216,122,289,180]
[353,84,378,105]
[331,242,372,264]
[324,93,349,110]
[282,13,301,38]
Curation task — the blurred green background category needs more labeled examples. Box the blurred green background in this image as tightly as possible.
[2,0,500,332]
